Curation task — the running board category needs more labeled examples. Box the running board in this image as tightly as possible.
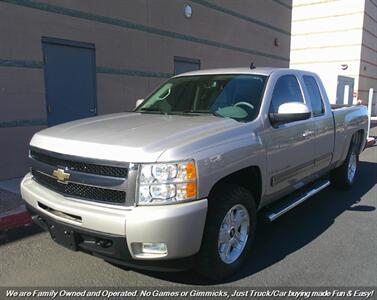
[265,180,330,222]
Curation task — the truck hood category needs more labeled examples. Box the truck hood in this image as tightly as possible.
[30,112,240,162]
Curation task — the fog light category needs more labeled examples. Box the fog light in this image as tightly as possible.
[142,242,167,254]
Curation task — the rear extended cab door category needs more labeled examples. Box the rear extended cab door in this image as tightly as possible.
[300,74,335,176]
[262,71,317,204]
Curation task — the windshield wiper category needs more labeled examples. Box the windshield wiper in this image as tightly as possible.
[139,107,161,112]
[182,110,223,118]
[210,111,223,118]
[138,107,168,114]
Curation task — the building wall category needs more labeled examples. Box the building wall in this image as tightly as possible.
[0,0,292,180]
[359,0,377,114]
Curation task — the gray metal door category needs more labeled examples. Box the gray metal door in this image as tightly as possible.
[42,37,97,126]
[336,76,354,105]
[174,56,200,75]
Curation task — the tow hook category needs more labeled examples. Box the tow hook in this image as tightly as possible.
[96,239,112,248]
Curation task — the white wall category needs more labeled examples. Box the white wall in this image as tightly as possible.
[290,0,366,104]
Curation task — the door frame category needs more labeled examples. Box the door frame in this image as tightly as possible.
[41,36,97,126]
[336,75,354,105]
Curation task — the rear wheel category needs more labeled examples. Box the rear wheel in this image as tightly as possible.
[331,141,359,190]
[197,184,256,281]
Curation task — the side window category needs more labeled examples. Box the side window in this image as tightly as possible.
[270,75,304,112]
[303,76,325,116]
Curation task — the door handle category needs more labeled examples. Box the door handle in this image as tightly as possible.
[47,104,51,113]
[302,130,314,137]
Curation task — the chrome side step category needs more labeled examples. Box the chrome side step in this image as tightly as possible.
[265,180,330,222]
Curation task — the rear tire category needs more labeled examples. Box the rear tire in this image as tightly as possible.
[197,184,257,281]
[331,141,359,190]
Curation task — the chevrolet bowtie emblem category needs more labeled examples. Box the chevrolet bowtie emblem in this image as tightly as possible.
[52,168,70,184]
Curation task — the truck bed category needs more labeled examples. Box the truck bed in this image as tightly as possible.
[331,105,368,167]
[330,103,352,110]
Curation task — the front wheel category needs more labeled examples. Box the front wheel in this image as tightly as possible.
[197,184,256,281]
[331,142,359,190]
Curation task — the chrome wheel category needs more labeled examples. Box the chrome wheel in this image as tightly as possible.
[218,204,250,264]
[347,152,357,183]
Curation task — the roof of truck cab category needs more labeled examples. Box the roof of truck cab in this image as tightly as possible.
[174,67,286,77]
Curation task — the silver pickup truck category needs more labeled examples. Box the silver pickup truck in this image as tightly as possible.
[21,68,368,280]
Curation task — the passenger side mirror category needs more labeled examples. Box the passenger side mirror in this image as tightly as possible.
[135,99,144,109]
[269,102,311,125]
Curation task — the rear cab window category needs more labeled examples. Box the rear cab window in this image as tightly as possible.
[303,75,325,117]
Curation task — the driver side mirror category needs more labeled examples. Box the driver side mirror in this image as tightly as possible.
[135,99,144,109]
[269,102,311,126]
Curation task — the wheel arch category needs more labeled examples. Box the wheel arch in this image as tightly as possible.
[338,129,365,165]
[352,129,365,154]
[207,166,262,209]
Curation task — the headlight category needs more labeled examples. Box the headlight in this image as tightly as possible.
[137,160,197,205]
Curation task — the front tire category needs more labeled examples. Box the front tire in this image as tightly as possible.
[197,184,256,281]
[331,142,359,190]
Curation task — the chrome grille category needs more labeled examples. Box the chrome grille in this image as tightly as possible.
[30,149,128,178]
[32,170,126,204]
[29,147,130,205]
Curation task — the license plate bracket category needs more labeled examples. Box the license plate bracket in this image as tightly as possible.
[48,222,78,251]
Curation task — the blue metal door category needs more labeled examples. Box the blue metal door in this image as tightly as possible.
[42,37,97,126]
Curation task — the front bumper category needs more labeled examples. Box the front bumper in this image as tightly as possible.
[25,203,196,271]
[21,173,208,263]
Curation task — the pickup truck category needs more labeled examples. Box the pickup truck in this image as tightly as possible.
[21,68,368,280]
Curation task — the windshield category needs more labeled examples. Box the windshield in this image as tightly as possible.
[135,74,267,122]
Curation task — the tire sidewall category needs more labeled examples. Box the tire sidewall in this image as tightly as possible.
[199,184,257,280]
[345,143,358,186]
[331,141,360,190]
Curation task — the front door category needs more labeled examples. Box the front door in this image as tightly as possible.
[42,37,97,126]
[265,74,316,201]
[336,76,354,105]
